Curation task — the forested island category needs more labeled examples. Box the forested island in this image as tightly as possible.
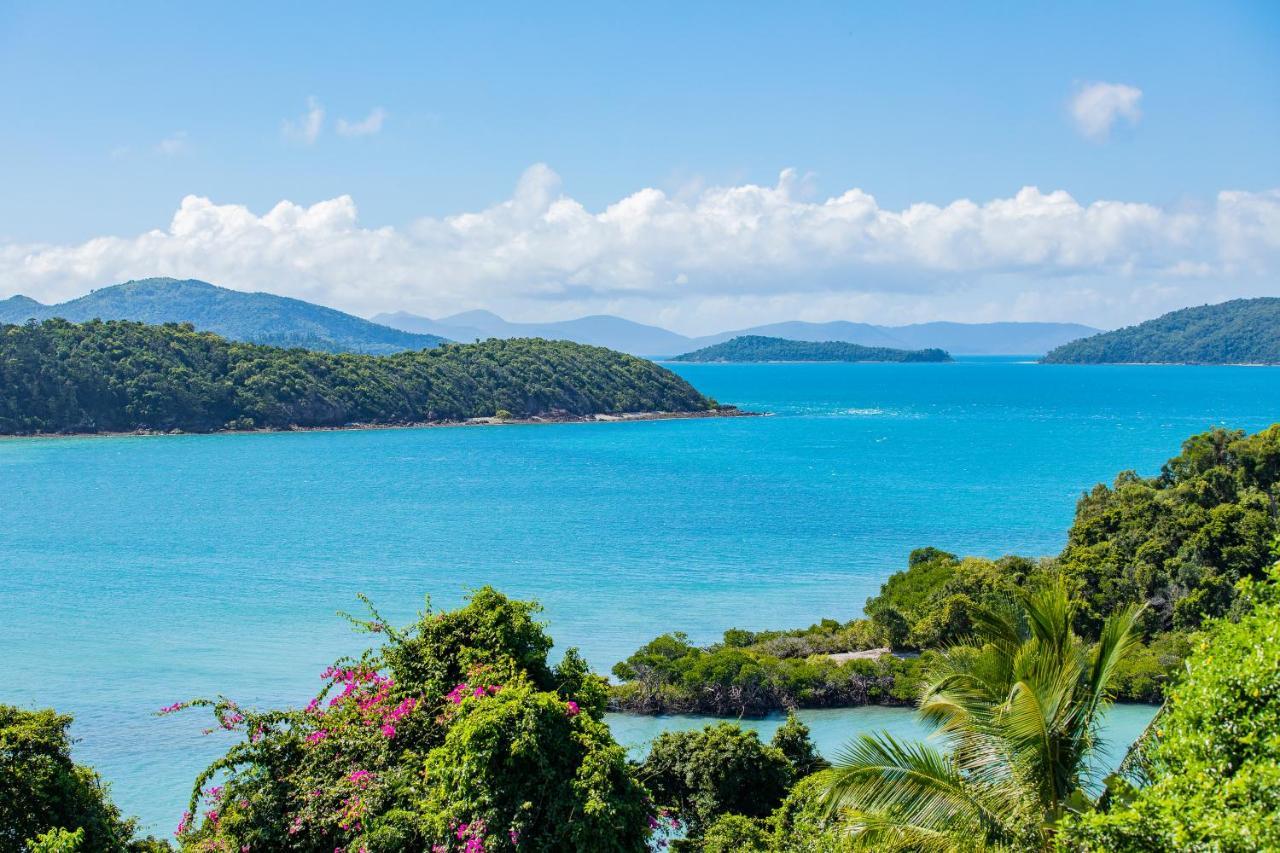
[0,319,722,435]
[670,335,951,363]
[609,423,1279,715]
[1042,297,1280,364]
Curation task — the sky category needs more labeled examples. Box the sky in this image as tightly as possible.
[1,1,1277,333]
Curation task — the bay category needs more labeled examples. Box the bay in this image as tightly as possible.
[3,357,1276,834]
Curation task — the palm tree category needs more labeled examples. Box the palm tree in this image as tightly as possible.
[818,579,1143,851]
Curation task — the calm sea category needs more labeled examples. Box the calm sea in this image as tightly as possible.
[3,357,1277,834]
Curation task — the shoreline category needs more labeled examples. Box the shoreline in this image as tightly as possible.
[0,406,762,441]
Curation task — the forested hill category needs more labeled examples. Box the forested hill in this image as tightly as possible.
[0,319,715,435]
[0,278,447,355]
[670,335,951,363]
[1042,297,1280,364]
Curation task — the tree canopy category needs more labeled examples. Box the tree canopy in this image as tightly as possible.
[671,335,951,363]
[0,319,714,434]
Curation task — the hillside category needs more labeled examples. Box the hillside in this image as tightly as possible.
[0,319,716,435]
[375,310,1098,356]
[1042,298,1280,364]
[0,278,446,355]
[670,335,951,363]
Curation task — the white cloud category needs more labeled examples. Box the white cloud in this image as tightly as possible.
[1070,82,1143,141]
[2,167,1277,331]
[282,97,325,144]
[155,131,188,156]
[336,108,387,137]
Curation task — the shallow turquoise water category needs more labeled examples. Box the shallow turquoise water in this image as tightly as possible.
[2,358,1276,834]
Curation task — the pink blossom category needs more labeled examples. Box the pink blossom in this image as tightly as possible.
[288,816,304,835]
[348,769,373,786]
[306,729,329,744]
[175,811,192,836]
[509,828,521,845]
[380,723,396,738]
[456,823,470,840]
[565,701,580,717]
[158,702,184,714]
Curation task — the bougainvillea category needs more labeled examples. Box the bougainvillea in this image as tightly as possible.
[165,588,652,852]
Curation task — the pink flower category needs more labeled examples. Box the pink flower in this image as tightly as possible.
[456,823,470,840]
[288,816,304,835]
[380,723,396,738]
[348,769,373,786]
[565,701,580,717]
[509,828,521,845]
[158,702,184,714]
[175,811,192,836]
[306,729,329,744]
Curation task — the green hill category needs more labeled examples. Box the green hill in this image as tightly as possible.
[670,335,951,363]
[0,319,715,435]
[1041,298,1280,364]
[0,278,446,354]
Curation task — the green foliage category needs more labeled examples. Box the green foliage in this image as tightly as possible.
[818,580,1145,850]
[24,828,83,853]
[639,723,793,839]
[698,814,770,852]
[172,588,651,852]
[770,713,827,778]
[0,278,446,354]
[0,706,161,853]
[765,774,856,852]
[1041,297,1280,365]
[0,319,712,434]
[672,335,951,363]
[1059,567,1280,851]
[1060,425,1280,635]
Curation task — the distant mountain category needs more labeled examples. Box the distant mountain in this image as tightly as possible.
[0,279,446,355]
[1042,298,1280,365]
[372,309,693,355]
[375,310,1099,356]
[671,335,951,363]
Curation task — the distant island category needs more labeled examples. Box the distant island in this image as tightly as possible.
[670,335,951,363]
[0,278,447,355]
[1042,297,1280,365]
[378,308,1097,356]
[0,319,726,435]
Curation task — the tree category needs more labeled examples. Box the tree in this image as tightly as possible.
[1059,564,1280,851]
[771,713,826,778]
[818,579,1144,850]
[0,705,162,853]
[639,723,792,840]
[170,588,652,852]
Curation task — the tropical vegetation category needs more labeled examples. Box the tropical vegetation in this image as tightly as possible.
[671,335,950,363]
[0,319,716,434]
[1041,297,1280,364]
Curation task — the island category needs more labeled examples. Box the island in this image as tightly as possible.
[1041,297,1280,364]
[0,319,733,435]
[669,335,951,363]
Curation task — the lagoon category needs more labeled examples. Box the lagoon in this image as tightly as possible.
[3,357,1278,833]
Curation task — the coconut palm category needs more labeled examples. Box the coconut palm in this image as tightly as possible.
[818,579,1143,851]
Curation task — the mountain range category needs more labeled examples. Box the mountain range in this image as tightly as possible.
[0,278,445,355]
[374,310,1100,356]
[0,278,1100,356]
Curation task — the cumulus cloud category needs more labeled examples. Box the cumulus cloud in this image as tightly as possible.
[1070,82,1143,141]
[282,97,325,144]
[2,166,1277,330]
[336,108,387,137]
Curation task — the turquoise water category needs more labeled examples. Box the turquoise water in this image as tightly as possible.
[3,358,1277,834]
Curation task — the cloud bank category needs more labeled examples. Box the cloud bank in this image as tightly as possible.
[3,166,1277,332]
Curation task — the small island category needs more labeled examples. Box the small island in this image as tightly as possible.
[0,319,731,435]
[1041,297,1280,365]
[670,335,951,363]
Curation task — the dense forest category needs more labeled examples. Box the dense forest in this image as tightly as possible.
[0,278,446,355]
[0,319,717,435]
[671,335,951,363]
[610,424,1280,715]
[1042,297,1280,364]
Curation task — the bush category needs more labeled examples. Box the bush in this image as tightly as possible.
[1059,567,1280,851]
[639,723,792,840]
[0,705,162,853]
[770,713,826,778]
[170,588,652,852]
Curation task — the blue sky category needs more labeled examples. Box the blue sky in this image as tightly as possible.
[1,2,1277,331]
